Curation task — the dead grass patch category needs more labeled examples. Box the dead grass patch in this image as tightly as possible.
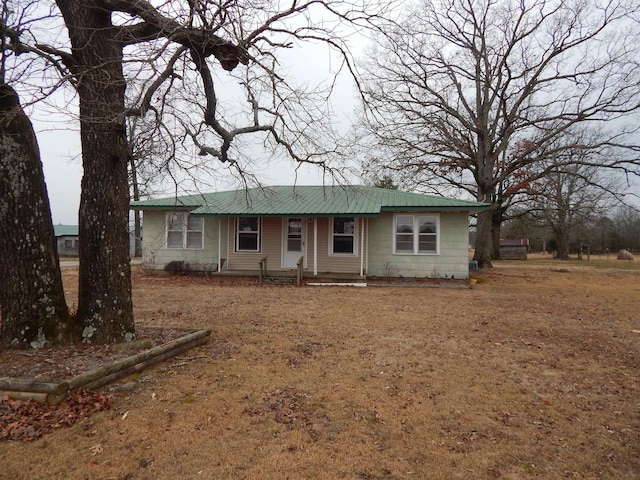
[0,260,639,479]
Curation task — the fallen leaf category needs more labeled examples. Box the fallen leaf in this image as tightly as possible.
[90,443,103,456]
[1,391,112,442]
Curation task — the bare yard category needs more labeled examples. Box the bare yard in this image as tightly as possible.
[1,257,639,479]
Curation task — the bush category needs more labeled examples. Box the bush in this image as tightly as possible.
[164,260,189,274]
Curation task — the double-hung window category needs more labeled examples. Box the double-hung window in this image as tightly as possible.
[394,214,439,254]
[166,212,204,249]
[236,217,260,252]
[330,217,357,255]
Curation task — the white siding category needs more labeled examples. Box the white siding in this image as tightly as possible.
[140,210,469,278]
[140,211,225,272]
[367,211,470,279]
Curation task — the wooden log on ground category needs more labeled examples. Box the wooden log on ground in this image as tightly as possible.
[0,329,210,403]
[0,390,48,403]
[45,391,68,405]
[68,329,211,390]
[0,389,67,405]
[82,335,210,391]
[0,378,68,394]
[0,390,67,405]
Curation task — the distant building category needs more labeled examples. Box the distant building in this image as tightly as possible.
[53,224,139,258]
[500,238,529,260]
[54,225,79,257]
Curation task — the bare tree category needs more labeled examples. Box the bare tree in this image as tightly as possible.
[609,205,640,252]
[126,115,178,257]
[526,162,618,259]
[358,0,640,268]
[1,0,392,346]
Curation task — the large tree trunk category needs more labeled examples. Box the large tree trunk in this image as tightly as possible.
[474,209,494,268]
[472,127,495,269]
[491,207,503,261]
[57,1,135,343]
[0,84,74,348]
[473,180,494,268]
[553,227,571,260]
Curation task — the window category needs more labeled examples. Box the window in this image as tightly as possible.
[331,217,356,255]
[236,217,260,252]
[286,218,303,252]
[166,212,203,249]
[394,214,439,254]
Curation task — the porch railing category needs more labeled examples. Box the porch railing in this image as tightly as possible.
[258,255,268,283]
[258,255,304,285]
[296,256,304,286]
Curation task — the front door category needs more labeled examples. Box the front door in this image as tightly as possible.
[283,217,305,268]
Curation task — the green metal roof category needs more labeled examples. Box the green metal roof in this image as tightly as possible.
[130,185,489,216]
[53,225,79,237]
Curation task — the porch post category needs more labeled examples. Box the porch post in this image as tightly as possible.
[365,218,369,276]
[217,217,222,272]
[360,218,365,277]
[313,217,318,276]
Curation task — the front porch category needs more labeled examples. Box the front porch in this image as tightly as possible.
[209,268,367,285]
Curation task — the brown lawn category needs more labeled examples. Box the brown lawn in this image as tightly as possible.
[1,256,639,480]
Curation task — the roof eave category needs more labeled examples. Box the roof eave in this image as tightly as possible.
[379,205,490,213]
[129,205,199,211]
[191,212,381,217]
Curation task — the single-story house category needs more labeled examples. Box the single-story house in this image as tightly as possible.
[130,185,489,280]
[54,225,80,257]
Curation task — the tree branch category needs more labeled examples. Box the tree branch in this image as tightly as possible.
[103,0,248,70]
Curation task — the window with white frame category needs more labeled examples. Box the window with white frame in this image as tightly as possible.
[330,217,357,255]
[236,217,260,252]
[166,212,204,249]
[394,214,439,254]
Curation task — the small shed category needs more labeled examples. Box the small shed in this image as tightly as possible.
[500,238,529,260]
[54,225,79,257]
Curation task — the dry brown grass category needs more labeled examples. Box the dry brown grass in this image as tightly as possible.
[1,257,639,480]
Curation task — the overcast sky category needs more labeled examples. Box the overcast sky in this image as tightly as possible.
[26,1,640,226]
[31,39,362,226]
[35,117,353,226]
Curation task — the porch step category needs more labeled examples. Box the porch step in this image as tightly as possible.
[263,276,298,285]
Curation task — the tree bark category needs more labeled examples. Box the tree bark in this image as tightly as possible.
[0,84,74,347]
[473,175,494,268]
[473,209,494,268]
[491,208,503,261]
[553,226,571,260]
[56,0,135,343]
[472,125,495,269]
